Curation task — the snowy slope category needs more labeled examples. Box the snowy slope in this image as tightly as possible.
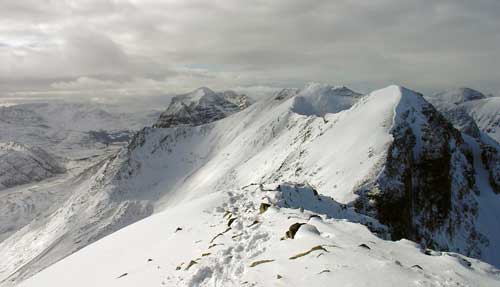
[463,97,500,142]
[0,99,161,284]
[3,85,500,286]
[0,84,373,285]
[428,88,500,143]
[19,185,500,287]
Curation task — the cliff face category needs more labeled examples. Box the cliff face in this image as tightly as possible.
[355,87,490,258]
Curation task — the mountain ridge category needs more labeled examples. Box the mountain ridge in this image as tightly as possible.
[1,84,499,286]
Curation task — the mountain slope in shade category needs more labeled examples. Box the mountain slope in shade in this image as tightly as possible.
[0,142,65,190]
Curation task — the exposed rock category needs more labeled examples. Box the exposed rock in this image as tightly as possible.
[480,144,500,194]
[285,223,305,239]
[185,260,198,271]
[358,244,371,250]
[289,245,328,260]
[227,218,237,227]
[249,259,275,268]
[259,203,271,214]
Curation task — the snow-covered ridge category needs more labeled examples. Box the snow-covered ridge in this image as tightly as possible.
[2,84,500,286]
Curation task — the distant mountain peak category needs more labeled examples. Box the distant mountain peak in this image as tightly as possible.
[153,88,251,128]
[435,87,487,105]
[290,83,362,116]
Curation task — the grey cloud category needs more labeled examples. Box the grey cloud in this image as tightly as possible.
[0,0,499,98]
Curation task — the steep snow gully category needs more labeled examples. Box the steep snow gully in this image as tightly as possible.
[3,84,500,286]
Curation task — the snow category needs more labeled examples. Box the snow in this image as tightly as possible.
[19,184,500,287]
[0,142,64,190]
[428,88,500,143]
[2,84,500,286]
[464,97,500,143]
[463,135,500,267]
[0,100,159,159]
[291,82,362,116]
[434,88,487,105]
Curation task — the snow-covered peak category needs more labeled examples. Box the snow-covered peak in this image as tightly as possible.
[291,83,362,116]
[434,87,487,105]
[183,87,217,102]
[154,88,251,128]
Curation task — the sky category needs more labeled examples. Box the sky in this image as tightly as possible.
[1,0,499,99]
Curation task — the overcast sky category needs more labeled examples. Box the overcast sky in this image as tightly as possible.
[1,0,499,99]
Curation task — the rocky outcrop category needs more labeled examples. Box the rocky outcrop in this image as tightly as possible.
[481,143,500,194]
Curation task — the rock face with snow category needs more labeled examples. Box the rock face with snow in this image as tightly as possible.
[354,87,488,259]
[0,142,65,190]
[427,88,500,196]
[1,84,500,287]
[153,88,251,128]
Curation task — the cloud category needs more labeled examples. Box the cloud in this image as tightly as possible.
[0,0,499,97]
